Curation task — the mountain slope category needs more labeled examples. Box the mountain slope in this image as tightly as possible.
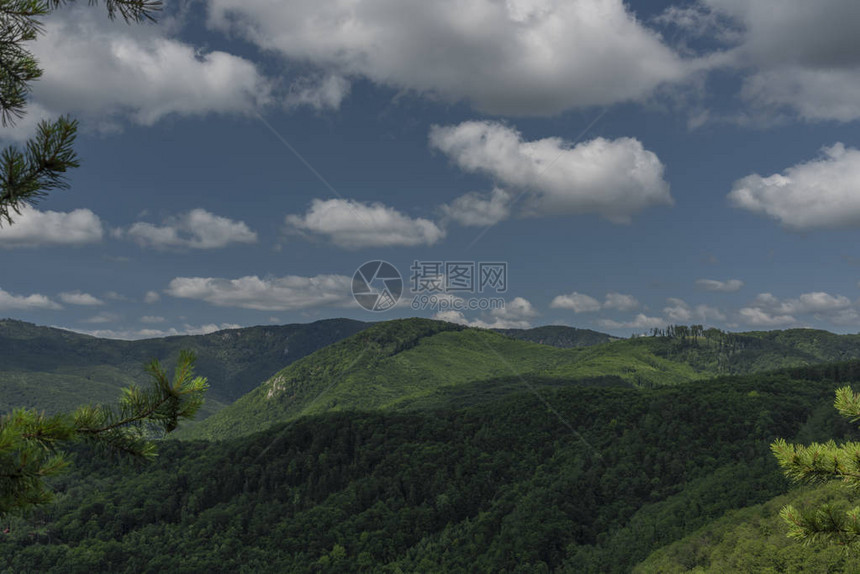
[2,367,850,573]
[634,483,860,573]
[182,320,707,440]
[0,318,369,415]
[495,325,618,348]
[184,320,860,441]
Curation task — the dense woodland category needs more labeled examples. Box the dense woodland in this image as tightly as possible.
[3,360,860,572]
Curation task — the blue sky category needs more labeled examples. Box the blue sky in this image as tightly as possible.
[3,0,860,338]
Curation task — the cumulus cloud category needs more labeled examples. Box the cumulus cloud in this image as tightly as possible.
[144,291,161,304]
[166,274,354,311]
[737,307,797,327]
[490,297,538,322]
[70,322,243,340]
[551,291,639,313]
[285,199,445,248]
[23,8,271,133]
[433,297,537,329]
[550,292,602,313]
[124,209,258,250]
[441,188,512,227]
[737,291,854,327]
[285,74,351,111]
[82,312,120,324]
[687,0,860,121]
[0,288,62,310]
[696,278,744,292]
[603,292,640,311]
[753,292,852,315]
[430,122,672,223]
[140,315,165,324]
[592,297,725,331]
[729,144,860,229]
[0,207,104,248]
[597,314,666,330]
[59,291,104,306]
[207,0,687,116]
[663,298,726,323]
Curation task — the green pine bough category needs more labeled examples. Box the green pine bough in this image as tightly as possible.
[0,350,207,515]
[1,0,162,224]
[773,386,860,547]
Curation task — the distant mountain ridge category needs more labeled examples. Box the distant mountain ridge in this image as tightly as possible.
[0,318,619,420]
[183,319,860,441]
[0,318,370,415]
[495,325,618,348]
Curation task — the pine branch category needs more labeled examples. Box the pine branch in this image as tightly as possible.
[46,0,162,23]
[74,350,208,458]
[0,0,47,125]
[0,115,79,224]
[0,352,207,515]
[774,385,860,550]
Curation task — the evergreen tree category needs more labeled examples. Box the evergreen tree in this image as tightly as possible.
[772,385,860,547]
[0,351,208,515]
[0,0,160,223]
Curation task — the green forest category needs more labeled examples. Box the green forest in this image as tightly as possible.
[4,319,860,572]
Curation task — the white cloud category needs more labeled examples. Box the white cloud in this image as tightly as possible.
[698,0,860,121]
[285,199,445,248]
[144,291,161,304]
[551,291,638,313]
[430,122,672,223]
[729,144,860,230]
[597,313,666,330]
[166,274,354,311]
[140,315,165,324]
[0,207,104,248]
[82,312,120,324]
[285,74,351,111]
[738,290,853,327]
[490,297,538,322]
[207,0,688,116]
[432,296,536,330]
[663,298,726,323]
[737,307,797,327]
[753,292,852,315]
[0,288,62,310]
[550,292,602,313]
[27,8,271,132]
[603,292,640,311]
[696,278,744,292]
[441,188,512,227]
[70,322,243,340]
[125,209,258,250]
[433,310,473,325]
[59,291,104,306]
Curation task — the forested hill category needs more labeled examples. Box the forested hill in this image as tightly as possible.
[182,318,860,441]
[0,318,370,414]
[0,319,625,420]
[6,315,860,442]
[3,365,858,572]
[495,325,618,348]
[180,318,701,441]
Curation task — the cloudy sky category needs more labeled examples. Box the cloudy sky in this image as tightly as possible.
[3,0,860,338]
